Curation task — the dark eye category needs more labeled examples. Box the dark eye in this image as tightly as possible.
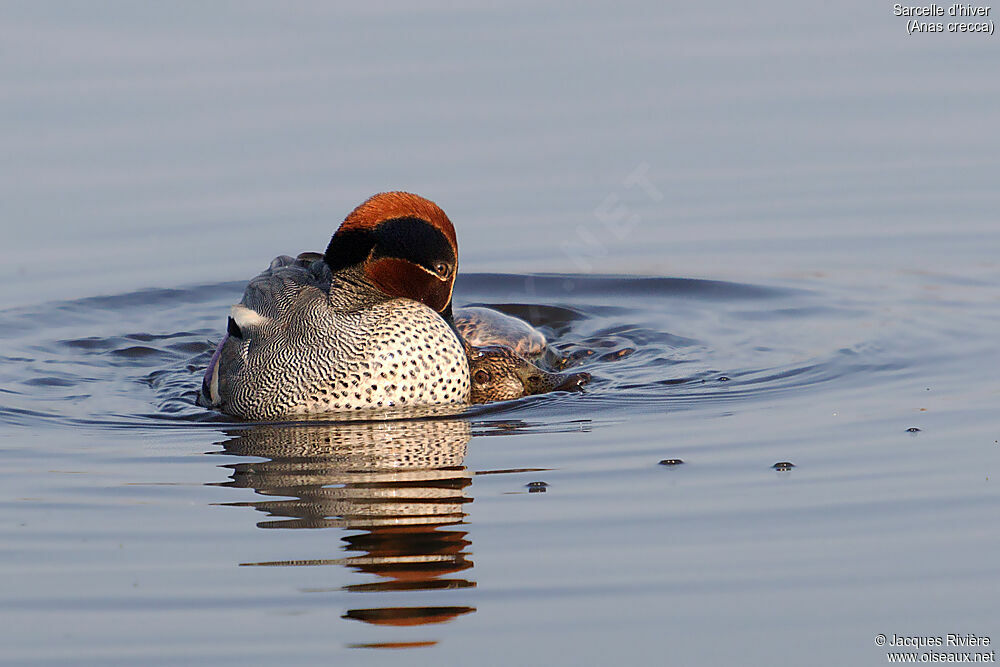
[227,316,243,340]
[434,262,451,278]
[474,369,490,384]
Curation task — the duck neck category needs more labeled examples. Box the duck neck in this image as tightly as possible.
[327,265,388,311]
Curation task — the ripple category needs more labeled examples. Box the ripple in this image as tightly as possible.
[0,272,951,430]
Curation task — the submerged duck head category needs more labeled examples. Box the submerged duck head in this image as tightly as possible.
[468,344,591,403]
[324,191,459,316]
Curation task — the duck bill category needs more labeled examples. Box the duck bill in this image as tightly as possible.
[553,372,591,393]
[516,364,591,396]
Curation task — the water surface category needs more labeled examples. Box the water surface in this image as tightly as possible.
[3,267,999,665]
[2,2,999,666]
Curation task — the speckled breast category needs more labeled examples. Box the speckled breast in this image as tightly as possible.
[218,298,471,420]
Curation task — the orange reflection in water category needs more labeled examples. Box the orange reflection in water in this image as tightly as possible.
[214,416,478,645]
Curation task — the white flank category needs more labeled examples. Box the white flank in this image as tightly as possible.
[208,362,221,405]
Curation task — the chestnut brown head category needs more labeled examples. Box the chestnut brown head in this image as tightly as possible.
[324,192,458,314]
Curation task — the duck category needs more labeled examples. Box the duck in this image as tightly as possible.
[454,306,547,358]
[467,344,591,403]
[200,192,471,420]
[455,306,591,402]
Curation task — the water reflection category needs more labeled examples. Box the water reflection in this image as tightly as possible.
[213,418,477,643]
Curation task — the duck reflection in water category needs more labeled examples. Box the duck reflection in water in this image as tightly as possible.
[213,413,480,642]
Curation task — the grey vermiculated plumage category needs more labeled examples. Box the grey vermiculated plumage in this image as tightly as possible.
[209,255,470,420]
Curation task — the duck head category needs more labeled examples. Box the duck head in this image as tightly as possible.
[468,344,591,403]
[324,192,458,316]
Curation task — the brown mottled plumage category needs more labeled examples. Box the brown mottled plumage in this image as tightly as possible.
[467,344,590,403]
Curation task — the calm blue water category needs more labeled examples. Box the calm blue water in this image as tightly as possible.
[2,3,999,666]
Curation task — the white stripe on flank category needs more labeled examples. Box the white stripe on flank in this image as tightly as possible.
[208,360,221,405]
[230,304,269,328]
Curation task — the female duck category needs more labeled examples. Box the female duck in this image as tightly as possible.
[200,192,470,420]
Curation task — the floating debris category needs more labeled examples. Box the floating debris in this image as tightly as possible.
[526,481,548,493]
[906,427,921,433]
[772,461,795,471]
[718,376,731,382]
[658,459,684,466]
